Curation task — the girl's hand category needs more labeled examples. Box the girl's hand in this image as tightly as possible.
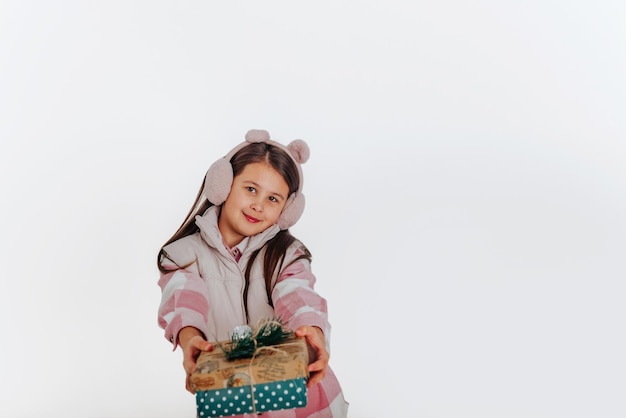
[295,325,328,387]
[179,327,213,393]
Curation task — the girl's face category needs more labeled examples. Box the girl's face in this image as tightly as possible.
[218,161,290,247]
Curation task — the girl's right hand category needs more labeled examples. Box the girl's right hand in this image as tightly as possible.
[179,327,213,393]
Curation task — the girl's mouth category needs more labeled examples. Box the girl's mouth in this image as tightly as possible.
[243,213,260,223]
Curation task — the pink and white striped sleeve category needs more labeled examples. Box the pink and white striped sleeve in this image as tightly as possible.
[271,254,331,348]
[157,266,210,350]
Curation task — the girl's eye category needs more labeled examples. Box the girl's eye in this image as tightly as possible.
[247,186,256,193]
[269,196,277,203]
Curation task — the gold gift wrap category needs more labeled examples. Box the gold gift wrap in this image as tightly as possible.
[191,335,309,417]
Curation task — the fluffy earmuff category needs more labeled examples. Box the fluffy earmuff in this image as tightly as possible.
[276,192,305,230]
[203,130,309,230]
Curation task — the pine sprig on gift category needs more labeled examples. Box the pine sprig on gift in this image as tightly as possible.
[221,318,293,361]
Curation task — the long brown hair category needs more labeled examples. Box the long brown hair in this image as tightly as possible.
[157,142,312,317]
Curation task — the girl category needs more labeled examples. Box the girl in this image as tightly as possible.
[157,129,349,417]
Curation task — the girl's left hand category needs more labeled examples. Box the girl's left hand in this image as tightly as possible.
[295,325,328,387]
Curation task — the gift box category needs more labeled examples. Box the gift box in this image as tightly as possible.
[191,334,309,417]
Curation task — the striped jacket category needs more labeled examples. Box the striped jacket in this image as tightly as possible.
[158,206,348,417]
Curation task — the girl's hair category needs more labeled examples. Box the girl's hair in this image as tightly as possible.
[157,142,312,317]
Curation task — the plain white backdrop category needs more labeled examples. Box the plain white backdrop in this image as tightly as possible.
[1,1,625,417]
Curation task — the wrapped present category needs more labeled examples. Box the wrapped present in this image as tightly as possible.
[190,322,309,417]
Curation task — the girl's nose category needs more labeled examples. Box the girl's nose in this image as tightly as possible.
[250,198,263,212]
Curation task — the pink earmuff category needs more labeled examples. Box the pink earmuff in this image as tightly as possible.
[203,130,309,230]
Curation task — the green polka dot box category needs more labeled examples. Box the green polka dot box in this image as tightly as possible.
[190,335,309,417]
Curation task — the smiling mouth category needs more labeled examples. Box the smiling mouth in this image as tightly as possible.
[243,213,260,223]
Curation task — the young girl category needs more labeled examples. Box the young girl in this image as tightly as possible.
[157,129,349,417]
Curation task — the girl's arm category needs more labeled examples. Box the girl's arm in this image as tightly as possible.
[272,255,331,341]
[272,250,332,385]
[157,267,211,350]
[158,266,214,393]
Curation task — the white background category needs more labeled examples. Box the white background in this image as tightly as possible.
[1,1,625,417]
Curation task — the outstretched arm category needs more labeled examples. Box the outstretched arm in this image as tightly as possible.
[158,268,211,350]
[158,266,212,392]
[272,251,333,386]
